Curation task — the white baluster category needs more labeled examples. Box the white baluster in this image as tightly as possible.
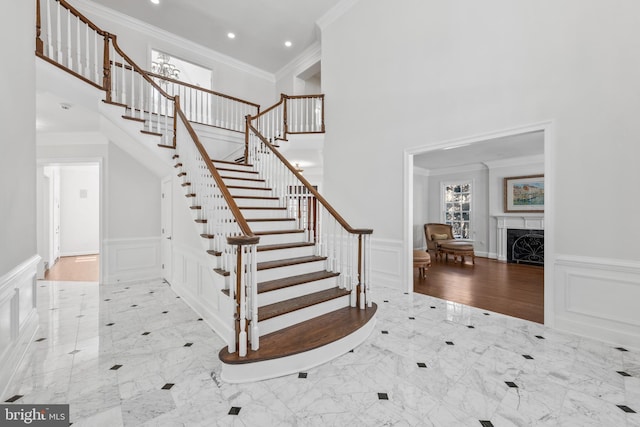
[93,30,98,83]
[55,3,62,61]
[66,8,72,68]
[46,0,53,57]
[250,244,259,350]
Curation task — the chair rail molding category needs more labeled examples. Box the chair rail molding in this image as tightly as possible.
[554,254,640,350]
[494,214,544,262]
[0,255,40,398]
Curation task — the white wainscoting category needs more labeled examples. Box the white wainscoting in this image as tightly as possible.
[102,237,161,284]
[371,238,404,291]
[554,255,640,350]
[0,255,40,398]
[169,242,233,346]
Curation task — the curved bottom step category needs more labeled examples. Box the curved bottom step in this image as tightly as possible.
[219,303,377,383]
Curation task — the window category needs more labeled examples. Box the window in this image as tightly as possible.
[442,182,471,239]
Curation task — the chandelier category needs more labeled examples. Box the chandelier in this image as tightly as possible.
[152,53,180,80]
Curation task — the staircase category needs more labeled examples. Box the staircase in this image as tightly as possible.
[34,0,377,383]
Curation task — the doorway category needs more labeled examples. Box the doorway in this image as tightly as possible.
[404,122,555,325]
[37,162,101,282]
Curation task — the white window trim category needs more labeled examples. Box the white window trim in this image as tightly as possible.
[439,179,474,240]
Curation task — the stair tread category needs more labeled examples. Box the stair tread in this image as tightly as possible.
[221,175,265,183]
[212,159,253,167]
[233,195,279,200]
[219,304,377,364]
[246,218,295,222]
[257,242,315,252]
[227,185,271,191]
[122,115,145,123]
[141,130,162,136]
[257,255,326,271]
[258,270,340,294]
[241,207,287,211]
[258,287,351,322]
[217,167,258,175]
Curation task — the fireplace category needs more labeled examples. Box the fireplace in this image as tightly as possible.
[506,229,544,266]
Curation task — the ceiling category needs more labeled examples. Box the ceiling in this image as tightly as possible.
[37,92,100,133]
[414,131,544,171]
[88,0,343,73]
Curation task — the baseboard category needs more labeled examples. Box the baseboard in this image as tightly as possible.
[0,255,40,399]
[59,251,99,257]
[102,237,161,284]
[554,254,640,350]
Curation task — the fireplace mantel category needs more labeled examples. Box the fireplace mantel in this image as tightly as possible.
[494,215,544,261]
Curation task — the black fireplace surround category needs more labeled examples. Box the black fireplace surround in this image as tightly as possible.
[506,229,544,266]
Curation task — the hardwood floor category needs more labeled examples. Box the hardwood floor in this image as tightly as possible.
[44,255,99,282]
[414,254,544,323]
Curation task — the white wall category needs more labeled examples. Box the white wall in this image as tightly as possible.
[74,0,276,108]
[321,0,640,346]
[412,168,429,249]
[0,0,40,399]
[59,165,100,256]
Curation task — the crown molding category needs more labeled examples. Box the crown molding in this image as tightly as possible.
[72,0,275,83]
[316,0,362,31]
[427,163,488,176]
[275,42,322,81]
[413,166,430,177]
[483,154,544,169]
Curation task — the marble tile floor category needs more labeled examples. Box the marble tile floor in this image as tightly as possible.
[2,279,639,426]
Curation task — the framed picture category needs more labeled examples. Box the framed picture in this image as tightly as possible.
[504,174,544,212]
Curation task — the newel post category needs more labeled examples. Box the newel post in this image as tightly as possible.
[320,94,326,133]
[35,0,44,55]
[102,33,111,102]
[227,235,260,356]
[244,115,251,165]
[282,93,289,137]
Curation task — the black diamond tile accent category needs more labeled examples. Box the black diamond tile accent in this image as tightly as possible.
[162,311,169,314]
[298,372,308,379]
[467,325,475,329]
[229,407,241,415]
[615,347,629,352]
[617,371,631,377]
[5,395,23,403]
[378,393,389,400]
[197,318,203,321]
[68,350,81,355]
[184,343,193,347]
[125,287,130,289]
[409,317,415,320]
[104,299,111,301]
[430,306,436,309]
[40,285,46,288]
[479,421,494,427]
[446,341,454,346]
[617,405,636,413]
[76,315,84,318]
[535,335,545,340]
[131,304,138,308]
[106,323,115,326]
[161,383,174,390]
[483,313,490,316]
[110,365,123,370]
[404,292,409,295]
[142,332,151,336]
[35,338,46,342]
[417,363,427,368]
[381,330,389,334]
[383,300,389,303]
[176,296,180,299]
[505,381,518,388]
[349,349,354,353]
[149,291,154,294]
[523,355,534,360]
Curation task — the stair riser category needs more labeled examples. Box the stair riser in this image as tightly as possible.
[212,162,254,172]
[240,209,290,219]
[222,177,268,188]
[257,260,327,282]
[256,233,307,246]
[258,295,350,336]
[216,169,259,179]
[248,220,298,232]
[229,188,273,198]
[257,245,316,263]
[258,278,339,307]
[234,198,282,208]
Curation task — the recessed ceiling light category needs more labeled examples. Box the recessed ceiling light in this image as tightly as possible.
[150,0,159,4]
[284,41,292,47]
[227,32,236,39]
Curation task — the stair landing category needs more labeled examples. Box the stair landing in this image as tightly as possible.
[219,303,377,382]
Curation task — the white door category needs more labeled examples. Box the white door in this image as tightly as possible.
[161,177,173,282]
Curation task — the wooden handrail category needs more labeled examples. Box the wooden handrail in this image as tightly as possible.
[177,108,254,237]
[251,94,285,121]
[247,124,372,236]
[147,71,260,110]
[285,94,325,100]
[108,35,174,101]
[57,0,108,35]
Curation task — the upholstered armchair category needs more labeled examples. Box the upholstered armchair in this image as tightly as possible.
[424,223,455,253]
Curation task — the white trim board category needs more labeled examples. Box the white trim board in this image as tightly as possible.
[102,237,161,284]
